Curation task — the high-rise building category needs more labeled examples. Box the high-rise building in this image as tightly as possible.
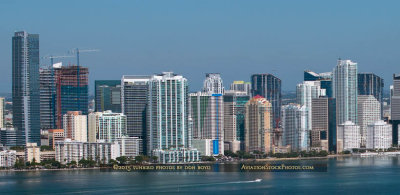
[147,72,199,163]
[0,97,4,128]
[55,139,83,164]
[296,81,325,130]
[333,59,358,125]
[390,74,400,145]
[311,97,336,152]
[244,96,273,153]
[223,90,250,152]
[230,81,251,95]
[357,95,381,147]
[12,31,41,145]
[304,70,333,97]
[282,104,309,152]
[88,111,127,143]
[48,129,64,149]
[202,73,224,94]
[55,65,89,129]
[39,67,56,130]
[251,74,282,128]
[95,80,121,113]
[0,128,17,146]
[189,92,224,155]
[366,120,392,149]
[121,75,150,153]
[63,111,87,142]
[337,121,361,153]
[358,73,384,117]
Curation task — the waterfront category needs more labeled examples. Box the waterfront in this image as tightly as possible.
[1,156,400,194]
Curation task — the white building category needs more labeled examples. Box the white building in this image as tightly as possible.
[153,148,200,164]
[115,136,140,158]
[366,120,392,150]
[55,139,84,164]
[63,111,87,142]
[0,150,16,167]
[192,139,212,156]
[282,104,309,152]
[202,73,224,94]
[230,81,251,95]
[333,59,358,125]
[358,95,381,146]
[337,121,361,153]
[25,142,41,163]
[88,111,127,143]
[83,140,120,164]
[296,81,326,130]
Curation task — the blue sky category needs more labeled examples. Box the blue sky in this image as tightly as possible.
[0,0,399,93]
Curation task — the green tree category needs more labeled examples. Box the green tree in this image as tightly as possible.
[116,156,128,165]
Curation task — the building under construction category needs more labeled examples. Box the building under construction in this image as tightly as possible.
[55,65,89,129]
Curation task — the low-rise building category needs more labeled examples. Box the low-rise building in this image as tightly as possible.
[55,139,84,164]
[337,121,361,153]
[40,151,56,162]
[114,136,140,158]
[83,140,120,164]
[49,129,65,149]
[25,143,41,163]
[0,150,16,167]
[153,148,200,164]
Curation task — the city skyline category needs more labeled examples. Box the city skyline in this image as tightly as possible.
[1,0,400,93]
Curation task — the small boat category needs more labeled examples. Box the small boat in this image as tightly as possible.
[254,179,262,182]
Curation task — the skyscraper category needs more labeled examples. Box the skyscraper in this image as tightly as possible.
[358,73,384,117]
[390,74,400,145]
[282,104,309,152]
[0,97,4,128]
[251,74,282,128]
[230,81,251,95]
[304,70,333,97]
[296,81,325,130]
[357,95,381,147]
[39,67,56,130]
[12,31,41,145]
[223,90,250,152]
[366,120,392,150]
[311,97,336,152]
[121,75,150,153]
[244,96,273,153]
[55,65,89,129]
[147,72,199,163]
[95,80,121,113]
[189,92,224,155]
[88,111,127,143]
[333,59,358,125]
[202,73,224,94]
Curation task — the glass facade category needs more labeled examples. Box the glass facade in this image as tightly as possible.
[12,31,41,145]
[95,80,121,113]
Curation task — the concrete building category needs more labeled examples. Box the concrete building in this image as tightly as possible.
[337,121,361,153]
[88,111,127,143]
[357,95,381,147]
[282,104,310,152]
[153,148,200,164]
[39,67,56,130]
[25,142,41,163]
[63,111,87,142]
[390,74,400,145]
[192,139,212,156]
[202,73,224,94]
[0,150,16,167]
[230,81,251,95]
[55,139,84,164]
[0,97,4,128]
[244,95,273,154]
[48,129,65,149]
[311,97,336,152]
[358,73,384,118]
[189,92,224,155]
[304,70,333,97]
[366,120,392,150]
[83,140,120,164]
[40,151,56,162]
[333,59,358,125]
[115,136,140,158]
[95,80,121,113]
[296,81,326,130]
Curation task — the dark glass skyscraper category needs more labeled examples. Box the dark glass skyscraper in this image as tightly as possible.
[358,73,384,117]
[251,74,281,128]
[121,75,151,154]
[390,74,400,146]
[12,31,41,145]
[40,67,56,130]
[95,80,121,113]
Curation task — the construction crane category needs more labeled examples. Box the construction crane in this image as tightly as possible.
[42,55,74,67]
